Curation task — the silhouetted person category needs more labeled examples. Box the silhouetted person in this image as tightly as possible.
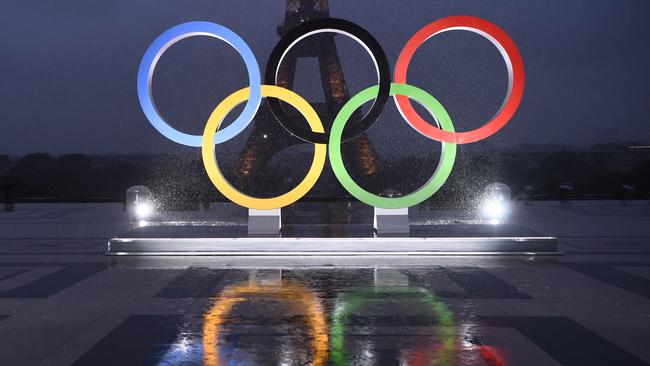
[617,184,634,206]
[3,184,15,212]
[558,182,574,206]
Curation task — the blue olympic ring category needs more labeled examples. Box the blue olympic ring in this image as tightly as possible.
[137,21,262,147]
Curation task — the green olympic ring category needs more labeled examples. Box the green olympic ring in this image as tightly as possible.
[329,83,457,209]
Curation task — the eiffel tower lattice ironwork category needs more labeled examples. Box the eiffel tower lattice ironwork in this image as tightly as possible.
[233,0,382,197]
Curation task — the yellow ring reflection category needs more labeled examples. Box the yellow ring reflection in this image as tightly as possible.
[201,85,326,210]
[202,281,328,366]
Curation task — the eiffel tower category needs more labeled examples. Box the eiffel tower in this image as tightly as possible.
[233,0,382,198]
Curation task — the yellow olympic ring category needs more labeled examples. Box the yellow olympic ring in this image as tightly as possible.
[202,281,329,366]
[201,85,327,210]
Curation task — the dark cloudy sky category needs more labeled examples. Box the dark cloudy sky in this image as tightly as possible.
[1,0,649,155]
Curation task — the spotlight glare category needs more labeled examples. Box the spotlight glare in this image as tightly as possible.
[135,202,153,219]
[481,199,509,223]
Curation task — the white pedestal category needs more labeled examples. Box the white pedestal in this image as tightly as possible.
[374,207,410,235]
[248,208,281,236]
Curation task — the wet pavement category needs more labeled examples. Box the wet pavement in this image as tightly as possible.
[0,201,649,365]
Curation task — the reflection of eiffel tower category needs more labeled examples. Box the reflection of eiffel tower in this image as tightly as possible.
[234,0,381,197]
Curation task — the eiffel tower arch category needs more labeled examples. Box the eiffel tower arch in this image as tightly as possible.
[234,0,382,199]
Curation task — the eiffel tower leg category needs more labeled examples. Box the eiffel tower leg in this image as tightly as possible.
[233,106,302,196]
[318,37,349,106]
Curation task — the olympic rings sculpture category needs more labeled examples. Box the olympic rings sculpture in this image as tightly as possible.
[138,16,525,210]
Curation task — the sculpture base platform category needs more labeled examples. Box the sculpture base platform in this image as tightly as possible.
[107,224,559,256]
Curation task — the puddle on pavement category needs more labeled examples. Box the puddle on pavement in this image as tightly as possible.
[155,268,506,365]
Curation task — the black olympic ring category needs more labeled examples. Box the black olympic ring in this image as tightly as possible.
[265,18,391,144]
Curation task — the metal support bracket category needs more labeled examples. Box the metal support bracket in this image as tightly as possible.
[374,207,410,235]
[248,208,281,236]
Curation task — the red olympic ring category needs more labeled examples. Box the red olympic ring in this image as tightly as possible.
[394,15,525,144]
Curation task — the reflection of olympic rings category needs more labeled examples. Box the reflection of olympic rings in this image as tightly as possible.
[202,85,327,210]
[202,281,328,366]
[330,83,456,209]
[138,16,524,209]
[394,16,525,144]
[265,18,391,144]
[330,286,457,366]
[478,345,506,366]
[138,21,261,147]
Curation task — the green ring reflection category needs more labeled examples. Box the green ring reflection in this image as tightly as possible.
[330,286,456,365]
